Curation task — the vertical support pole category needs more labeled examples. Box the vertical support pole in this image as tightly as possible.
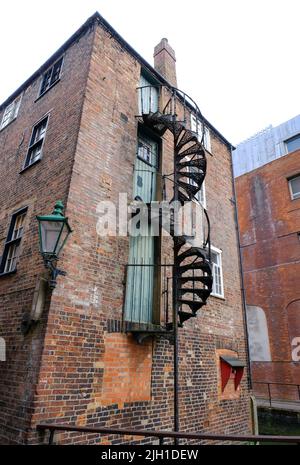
[173,267,179,445]
[267,383,272,407]
[166,277,169,326]
[173,131,179,446]
[141,88,144,115]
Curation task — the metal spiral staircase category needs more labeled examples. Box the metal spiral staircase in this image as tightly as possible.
[139,85,213,331]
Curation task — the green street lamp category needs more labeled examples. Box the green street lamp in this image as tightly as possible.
[36,201,72,289]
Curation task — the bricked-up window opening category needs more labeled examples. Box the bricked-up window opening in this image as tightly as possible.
[39,57,63,96]
[0,208,27,275]
[288,175,300,200]
[24,116,48,169]
[211,246,224,298]
[285,134,300,154]
[0,95,22,130]
[220,356,245,392]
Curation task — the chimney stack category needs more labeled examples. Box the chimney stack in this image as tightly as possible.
[154,38,177,87]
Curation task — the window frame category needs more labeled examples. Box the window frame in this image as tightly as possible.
[22,115,49,170]
[210,245,224,299]
[185,154,207,208]
[124,129,162,327]
[38,56,64,98]
[288,174,300,201]
[190,114,212,153]
[0,94,22,131]
[285,133,300,155]
[0,207,27,275]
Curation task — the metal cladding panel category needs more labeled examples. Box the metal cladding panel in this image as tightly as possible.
[233,114,300,177]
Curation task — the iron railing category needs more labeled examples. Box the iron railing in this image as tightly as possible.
[253,381,300,407]
[37,423,300,445]
[136,85,205,138]
[123,263,173,331]
[123,199,211,331]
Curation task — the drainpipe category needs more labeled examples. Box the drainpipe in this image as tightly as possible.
[230,146,252,390]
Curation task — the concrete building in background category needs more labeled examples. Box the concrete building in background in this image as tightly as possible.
[233,115,300,402]
[0,12,251,444]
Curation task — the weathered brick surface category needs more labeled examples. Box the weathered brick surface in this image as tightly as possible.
[0,24,95,444]
[0,15,251,444]
[235,149,300,397]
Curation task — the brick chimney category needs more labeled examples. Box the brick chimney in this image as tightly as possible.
[154,38,177,87]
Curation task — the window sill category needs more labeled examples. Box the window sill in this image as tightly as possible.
[20,158,41,174]
[35,79,60,102]
[0,269,17,278]
[211,293,225,301]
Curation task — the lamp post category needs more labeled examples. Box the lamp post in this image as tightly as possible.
[36,201,72,289]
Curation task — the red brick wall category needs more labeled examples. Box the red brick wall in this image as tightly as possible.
[0,24,95,444]
[236,149,300,398]
[0,17,251,444]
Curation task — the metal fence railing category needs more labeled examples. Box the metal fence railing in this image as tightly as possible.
[37,423,300,445]
[253,381,300,407]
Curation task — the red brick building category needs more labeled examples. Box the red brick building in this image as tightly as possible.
[0,12,251,444]
[233,117,300,402]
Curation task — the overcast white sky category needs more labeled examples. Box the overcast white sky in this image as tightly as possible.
[1,0,300,145]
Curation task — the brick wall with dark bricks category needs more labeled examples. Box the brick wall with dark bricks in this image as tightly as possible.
[236,149,300,399]
[0,23,95,444]
[0,17,251,444]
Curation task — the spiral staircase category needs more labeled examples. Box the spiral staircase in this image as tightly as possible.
[142,100,212,329]
[127,86,213,342]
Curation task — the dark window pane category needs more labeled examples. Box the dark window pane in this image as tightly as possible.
[51,58,63,85]
[286,135,300,153]
[0,208,27,274]
[26,117,48,168]
[290,176,300,199]
[40,69,52,95]
[40,57,63,96]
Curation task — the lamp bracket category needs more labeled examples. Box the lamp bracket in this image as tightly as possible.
[43,257,67,290]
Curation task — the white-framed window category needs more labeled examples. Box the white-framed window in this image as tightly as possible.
[0,95,22,130]
[194,179,206,208]
[138,74,159,115]
[23,116,49,169]
[39,57,63,97]
[285,134,300,154]
[288,175,300,200]
[187,160,207,208]
[137,138,158,168]
[191,114,212,153]
[0,208,27,274]
[211,246,224,298]
[189,169,206,207]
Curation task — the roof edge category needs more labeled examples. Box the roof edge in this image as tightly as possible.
[0,12,99,112]
[0,11,234,149]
